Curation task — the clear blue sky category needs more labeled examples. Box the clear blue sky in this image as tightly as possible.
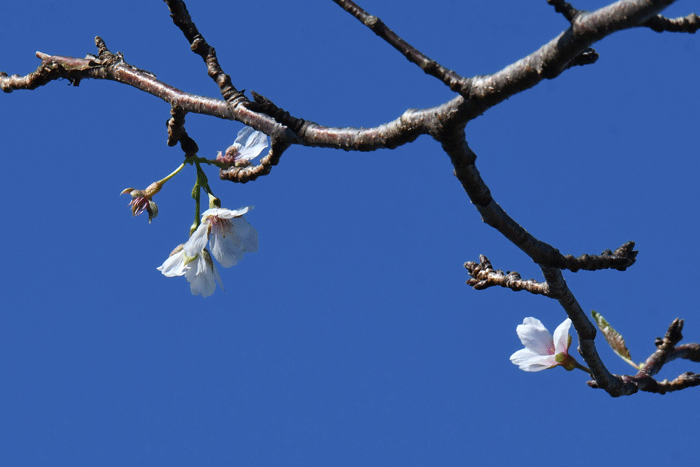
[1,1,698,465]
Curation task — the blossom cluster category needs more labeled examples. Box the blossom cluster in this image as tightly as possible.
[132,126,270,297]
[158,207,258,297]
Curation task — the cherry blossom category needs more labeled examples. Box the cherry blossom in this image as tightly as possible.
[510,317,574,372]
[217,127,269,167]
[157,206,257,297]
[157,244,223,298]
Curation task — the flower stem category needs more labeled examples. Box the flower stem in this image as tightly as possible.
[573,360,592,376]
[158,161,186,185]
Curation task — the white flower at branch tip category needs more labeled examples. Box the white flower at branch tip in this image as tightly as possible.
[220,126,269,167]
[156,244,223,298]
[510,317,575,372]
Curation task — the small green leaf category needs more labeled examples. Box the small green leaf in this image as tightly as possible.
[591,311,640,370]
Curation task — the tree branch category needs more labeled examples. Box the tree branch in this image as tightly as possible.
[162,0,246,105]
[644,13,700,33]
[166,106,199,155]
[464,256,551,295]
[331,0,466,94]
[547,0,581,23]
[588,320,700,395]
[1,0,695,397]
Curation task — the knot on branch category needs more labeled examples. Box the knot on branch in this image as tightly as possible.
[655,318,684,351]
[95,36,110,58]
[566,47,599,69]
[464,255,550,295]
[93,37,126,70]
[166,107,198,155]
[547,0,580,23]
[249,91,307,134]
[190,35,208,55]
[560,241,637,272]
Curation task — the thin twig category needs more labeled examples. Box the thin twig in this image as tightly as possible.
[547,0,581,23]
[464,256,551,295]
[162,0,246,105]
[644,13,700,33]
[588,320,700,395]
[331,0,466,94]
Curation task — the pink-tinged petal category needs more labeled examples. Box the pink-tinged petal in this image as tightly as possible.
[209,220,241,267]
[511,317,577,372]
[516,317,554,356]
[184,221,210,257]
[202,206,250,220]
[157,246,188,277]
[209,216,258,268]
[552,318,573,354]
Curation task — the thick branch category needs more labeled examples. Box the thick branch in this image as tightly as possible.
[2,1,686,159]
[461,0,679,118]
[541,267,636,396]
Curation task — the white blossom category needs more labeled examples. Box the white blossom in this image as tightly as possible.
[221,127,268,166]
[157,206,257,297]
[157,244,223,297]
[187,207,258,268]
[510,317,572,372]
[183,248,223,298]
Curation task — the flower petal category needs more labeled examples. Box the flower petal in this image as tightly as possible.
[185,249,223,297]
[209,216,258,267]
[233,127,269,162]
[510,349,558,372]
[232,217,258,253]
[516,317,554,356]
[184,221,210,257]
[157,246,188,277]
[202,206,250,220]
[552,318,573,354]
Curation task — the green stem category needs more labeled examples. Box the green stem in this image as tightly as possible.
[157,161,186,185]
[573,360,592,376]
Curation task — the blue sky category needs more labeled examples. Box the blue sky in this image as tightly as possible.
[1,1,698,465]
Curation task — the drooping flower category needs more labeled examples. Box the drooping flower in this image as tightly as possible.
[183,248,223,298]
[186,207,258,268]
[121,185,159,223]
[157,244,188,278]
[510,317,575,372]
[217,126,269,168]
[157,244,223,298]
[157,206,257,297]
[121,161,186,223]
